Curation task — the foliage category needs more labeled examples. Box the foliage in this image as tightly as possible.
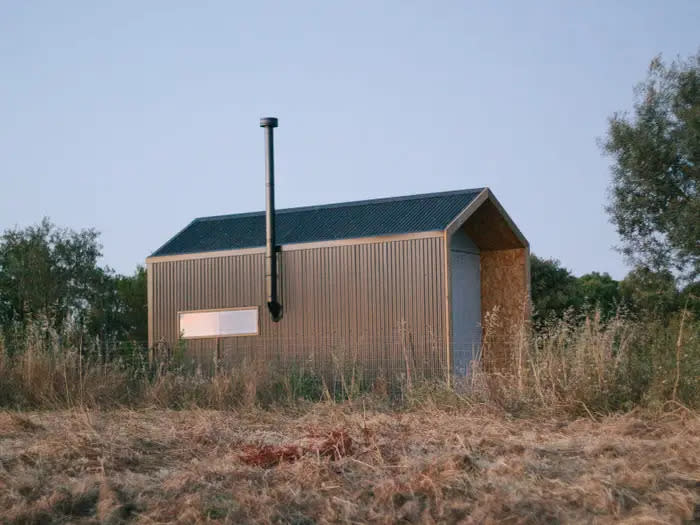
[529,254,697,323]
[679,280,700,317]
[577,271,620,317]
[529,254,582,321]
[88,266,148,343]
[603,52,700,281]
[0,219,147,349]
[0,218,102,332]
[115,266,148,342]
[619,266,680,319]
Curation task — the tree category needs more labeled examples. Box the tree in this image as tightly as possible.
[86,266,147,344]
[529,254,581,321]
[0,218,102,332]
[530,257,623,321]
[578,271,620,317]
[0,220,147,347]
[619,266,679,319]
[603,52,700,281]
[115,266,148,342]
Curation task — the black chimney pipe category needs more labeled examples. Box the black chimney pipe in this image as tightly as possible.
[260,117,282,321]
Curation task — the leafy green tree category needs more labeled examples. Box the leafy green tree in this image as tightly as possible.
[0,218,102,332]
[529,254,582,321]
[578,271,620,317]
[0,220,147,348]
[115,266,148,342]
[85,267,124,342]
[603,52,699,281]
[619,266,680,319]
[85,266,147,345]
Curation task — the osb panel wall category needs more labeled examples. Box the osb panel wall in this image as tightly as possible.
[149,236,447,377]
[463,199,523,250]
[480,247,530,370]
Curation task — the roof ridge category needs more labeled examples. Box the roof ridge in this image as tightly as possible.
[195,187,485,223]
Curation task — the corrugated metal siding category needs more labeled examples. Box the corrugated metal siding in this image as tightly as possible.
[150,236,446,376]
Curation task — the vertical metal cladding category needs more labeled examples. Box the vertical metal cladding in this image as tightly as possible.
[149,235,446,375]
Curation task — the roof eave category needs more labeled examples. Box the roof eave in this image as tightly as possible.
[145,230,444,264]
[149,217,201,258]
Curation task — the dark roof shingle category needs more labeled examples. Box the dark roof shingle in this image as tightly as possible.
[151,188,483,257]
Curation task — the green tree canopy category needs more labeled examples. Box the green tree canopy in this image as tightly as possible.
[0,218,102,331]
[115,266,148,342]
[0,219,147,345]
[578,271,620,317]
[619,266,680,319]
[529,254,582,322]
[603,52,699,281]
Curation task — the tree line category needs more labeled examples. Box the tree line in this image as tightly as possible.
[530,255,698,323]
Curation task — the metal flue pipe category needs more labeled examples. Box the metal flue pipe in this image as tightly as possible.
[260,117,282,321]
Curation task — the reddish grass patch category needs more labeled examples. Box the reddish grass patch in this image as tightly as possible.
[240,428,353,467]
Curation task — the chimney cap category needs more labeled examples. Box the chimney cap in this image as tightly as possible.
[260,117,278,128]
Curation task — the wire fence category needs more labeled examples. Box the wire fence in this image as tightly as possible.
[2,325,524,387]
[143,333,514,383]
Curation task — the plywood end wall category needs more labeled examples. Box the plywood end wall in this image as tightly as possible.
[480,247,530,369]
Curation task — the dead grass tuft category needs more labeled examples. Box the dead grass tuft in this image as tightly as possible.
[0,412,45,437]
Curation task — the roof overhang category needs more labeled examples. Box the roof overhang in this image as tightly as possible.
[445,188,529,249]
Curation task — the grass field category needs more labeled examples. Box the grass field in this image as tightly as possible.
[1,401,698,524]
[1,311,698,523]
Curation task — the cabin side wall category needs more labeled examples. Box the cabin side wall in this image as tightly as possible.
[449,230,481,376]
[148,235,447,376]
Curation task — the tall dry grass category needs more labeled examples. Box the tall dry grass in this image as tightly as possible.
[471,308,699,415]
[1,309,697,414]
[0,322,138,409]
[0,324,385,410]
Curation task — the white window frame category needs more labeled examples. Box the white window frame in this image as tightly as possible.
[177,307,259,339]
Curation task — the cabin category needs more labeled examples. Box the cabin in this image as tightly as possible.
[146,119,529,380]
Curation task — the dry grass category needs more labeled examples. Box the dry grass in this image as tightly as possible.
[1,402,698,524]
[1,312,698,522]
[2,310,698,413]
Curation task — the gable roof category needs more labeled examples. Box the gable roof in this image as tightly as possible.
[151,188,484,257]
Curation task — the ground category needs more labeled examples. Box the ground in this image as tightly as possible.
[0,403,698,524]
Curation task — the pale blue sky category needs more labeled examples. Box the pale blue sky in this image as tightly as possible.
[1,2,698,278]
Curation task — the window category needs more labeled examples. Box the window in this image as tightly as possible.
[178,308,258,339]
